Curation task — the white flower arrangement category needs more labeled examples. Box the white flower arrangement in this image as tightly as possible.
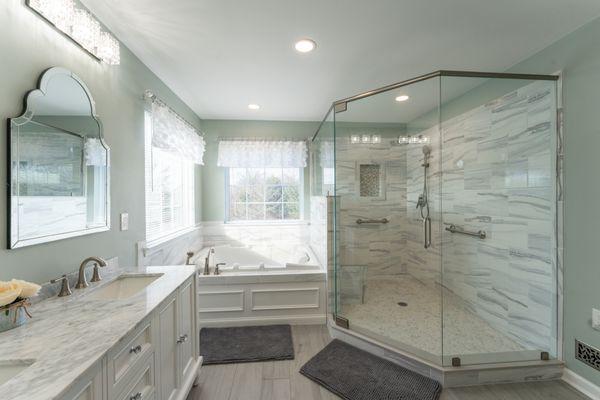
[0,279,41,308]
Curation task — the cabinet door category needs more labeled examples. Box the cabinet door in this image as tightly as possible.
[178,277,196,382]
[158,295,178,400]
[60,361,103,400]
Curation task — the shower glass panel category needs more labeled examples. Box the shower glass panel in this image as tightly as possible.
[332,77,443,365]
[310,108,336,316]
[439,76,558,366]
[323,70,559,369]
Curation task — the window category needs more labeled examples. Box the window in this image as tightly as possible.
[144,111,197,244]
[227,167,302,221]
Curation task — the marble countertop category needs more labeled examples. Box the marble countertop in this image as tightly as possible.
[0,265,196,400]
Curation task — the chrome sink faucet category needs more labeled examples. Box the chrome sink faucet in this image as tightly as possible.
[76,256,107,289]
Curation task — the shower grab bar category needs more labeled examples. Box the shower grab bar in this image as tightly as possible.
[356,218,389,225]
[445,224,487,239]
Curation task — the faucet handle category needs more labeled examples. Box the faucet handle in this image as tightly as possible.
[90,263,102,283]
[215,263,226,276]
[50,275,72,297]
[186,251,194,265]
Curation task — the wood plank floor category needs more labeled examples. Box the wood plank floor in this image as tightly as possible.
[188,325,590,400]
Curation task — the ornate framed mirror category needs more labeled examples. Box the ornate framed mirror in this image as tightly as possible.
[8,67,110,249]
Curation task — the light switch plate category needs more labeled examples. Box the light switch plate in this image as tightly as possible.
[593,308,600,331]
[120,213,129,231]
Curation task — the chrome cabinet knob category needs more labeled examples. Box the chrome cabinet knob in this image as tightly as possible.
[129,392,142,400]
[177,334,188,344]
[129,345,142,354]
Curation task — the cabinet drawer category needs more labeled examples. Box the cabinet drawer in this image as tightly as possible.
[117,354,155,400]
[108,319,154,397]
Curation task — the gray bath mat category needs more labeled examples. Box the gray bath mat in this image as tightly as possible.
[200,325,294,364]
[300,339,442,400]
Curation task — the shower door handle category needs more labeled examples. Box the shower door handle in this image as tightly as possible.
[423,217,432,249]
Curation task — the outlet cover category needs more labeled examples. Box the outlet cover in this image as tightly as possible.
[120,213,129,231]
[593,308,600,331]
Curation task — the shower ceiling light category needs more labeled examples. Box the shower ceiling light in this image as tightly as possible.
[395,95,410,102]
[248,104,260,110]
[27,0,120,64]
[350,135,361,144]
[294,38,317,53]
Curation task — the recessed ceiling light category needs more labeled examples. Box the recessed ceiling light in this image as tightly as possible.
[395,95,410,102]
[248,104,260,110]
[294,38,316,53]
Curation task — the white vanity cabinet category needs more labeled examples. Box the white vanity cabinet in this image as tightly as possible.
[59,274,199,400]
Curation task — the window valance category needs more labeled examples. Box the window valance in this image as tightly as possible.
[217,139,308,168]
[151,100,205,165]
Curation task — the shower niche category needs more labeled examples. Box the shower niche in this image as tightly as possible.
[313,70,561,379]
[357,162,385,198]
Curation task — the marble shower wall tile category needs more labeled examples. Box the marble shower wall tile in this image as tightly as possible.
[333,128,409,283]
[433,80,558,355]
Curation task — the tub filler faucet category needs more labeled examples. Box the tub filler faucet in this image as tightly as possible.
[203,247,215,275]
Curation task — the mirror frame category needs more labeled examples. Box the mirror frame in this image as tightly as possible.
[7,67,111,249]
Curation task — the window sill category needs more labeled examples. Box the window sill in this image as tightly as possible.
[146,225,199,249]
[222,220,309,227]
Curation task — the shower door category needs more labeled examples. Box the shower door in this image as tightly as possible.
[331,76,445,365]
[439,75,559,366]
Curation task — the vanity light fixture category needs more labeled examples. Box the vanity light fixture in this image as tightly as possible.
[27,0,120,65]
[398,134,429,144]
[395,95,410,102]
[248,104,260,110]
[350,134,382,144]
[294,38,317,53]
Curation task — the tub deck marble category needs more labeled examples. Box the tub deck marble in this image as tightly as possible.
[0,265,196,400]
[341,275,527,363]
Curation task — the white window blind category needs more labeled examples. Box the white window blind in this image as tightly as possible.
[144,110,196,244]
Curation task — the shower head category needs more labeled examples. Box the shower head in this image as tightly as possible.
[422,145,432,155]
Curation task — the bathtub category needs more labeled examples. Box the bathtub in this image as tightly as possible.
[199,244,320,272]
[195,245,327,327]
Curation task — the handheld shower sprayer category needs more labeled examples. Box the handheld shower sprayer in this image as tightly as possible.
[418,145,432,248]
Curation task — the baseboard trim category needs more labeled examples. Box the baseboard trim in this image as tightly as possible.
[563,368,600,400]
[199,314,326,327]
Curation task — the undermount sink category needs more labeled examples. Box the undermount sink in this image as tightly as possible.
[86,274,163,300]
[0,360,34,386]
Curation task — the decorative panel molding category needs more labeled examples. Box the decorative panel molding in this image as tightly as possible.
[198,290,244,313]
[251,288,320,311]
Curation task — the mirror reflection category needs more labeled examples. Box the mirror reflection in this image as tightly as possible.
[9,67,109,249]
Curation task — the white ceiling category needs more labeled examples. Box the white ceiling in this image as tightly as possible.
[83,0,600,122]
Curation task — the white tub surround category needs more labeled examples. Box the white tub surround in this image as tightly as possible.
[196,245,326,327]
[0,265,200,400]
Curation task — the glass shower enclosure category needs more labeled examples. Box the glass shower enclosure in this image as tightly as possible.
[312,71,559,367]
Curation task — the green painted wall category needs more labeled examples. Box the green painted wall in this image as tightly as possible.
[200,119,319,221]
[506,16,600,385]
[0,1,202,284]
